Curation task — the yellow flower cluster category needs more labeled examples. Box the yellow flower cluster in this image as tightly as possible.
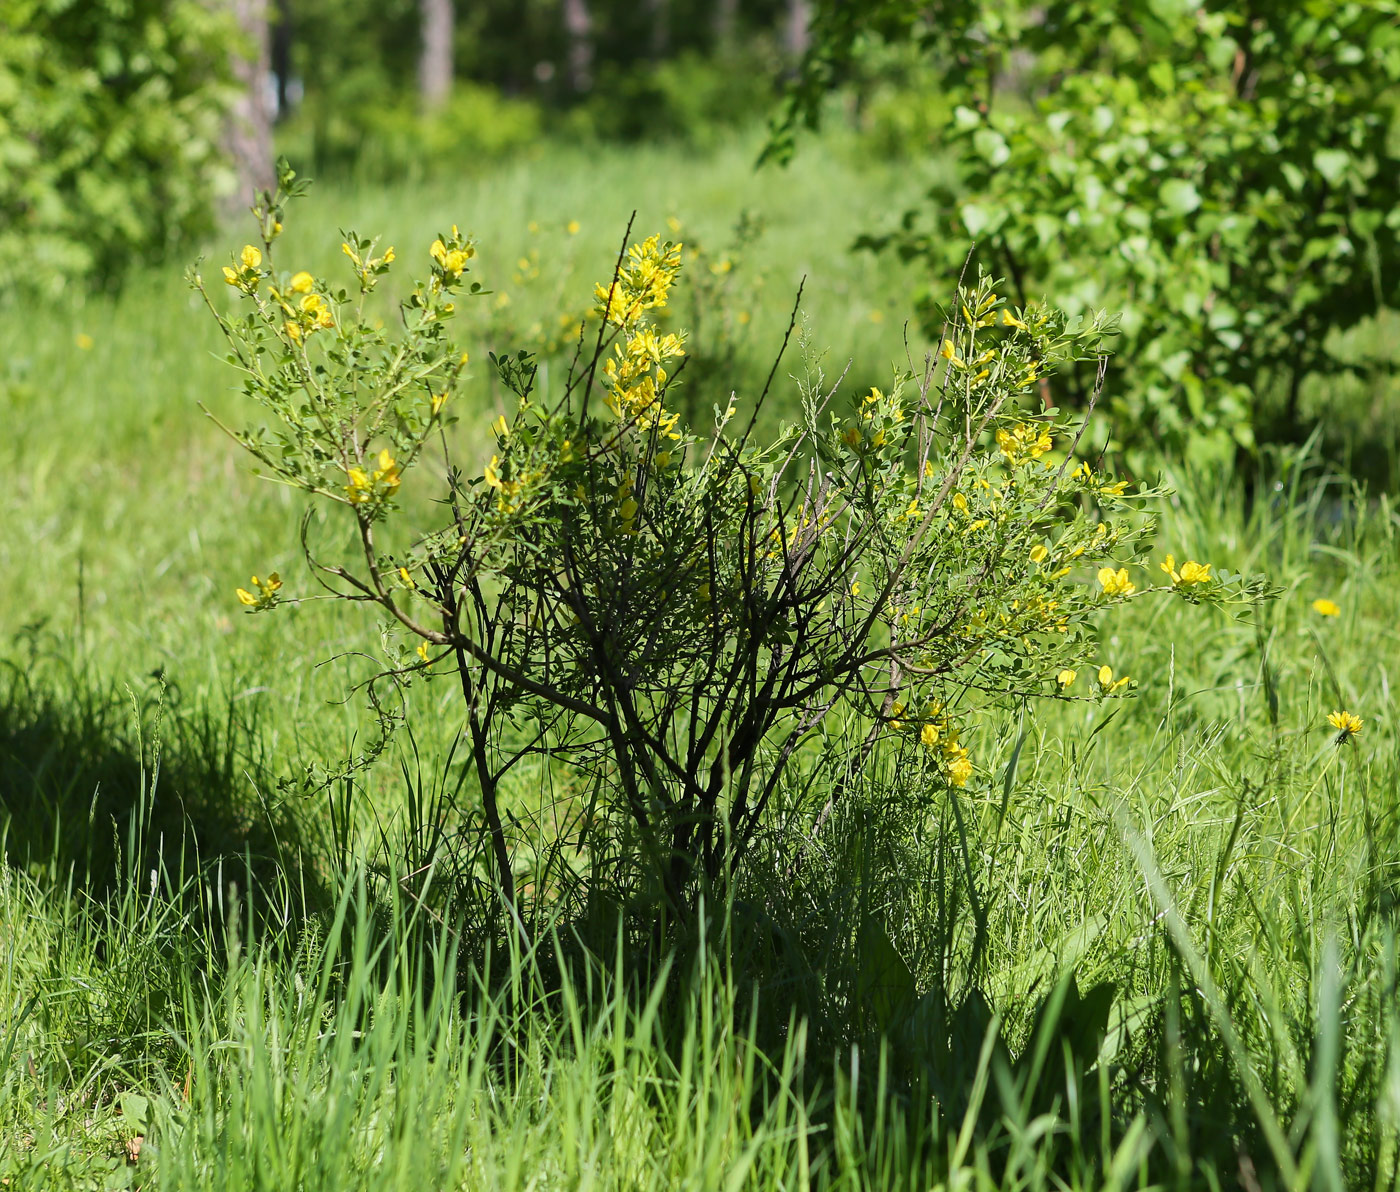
[283,290,335,344]
[602,327,686,438]
[429,227,474,279]
[222,244,263,291]
[1160,555,1212,587]
[235,571,281,610]
[890,701,973,787]
[345,449,401,506]
[594,235,683,328]
[341,239,395,288]
[996,421,1054,465]
[1327,709,1363,742]
[1098,566,1136,597]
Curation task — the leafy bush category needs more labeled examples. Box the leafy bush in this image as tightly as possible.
[0,0,233,298]
[197,165,1248,935]
[773,0,1400,468]
[278,82,546,181]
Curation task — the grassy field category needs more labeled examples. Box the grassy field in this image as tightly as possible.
[2,128,1399,1189]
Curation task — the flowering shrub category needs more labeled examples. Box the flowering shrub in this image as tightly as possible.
[197,165,1250,931]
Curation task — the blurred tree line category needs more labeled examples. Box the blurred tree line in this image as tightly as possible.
[0,0,809,298]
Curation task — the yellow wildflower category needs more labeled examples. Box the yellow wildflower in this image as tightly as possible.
[1098,567,1136,597]
[289,270,314,294]
[1312,598,1340,617]
[416,641,430,663]
[1327,709,1363,742]
[850,581,861,597]
[567,220,580,236]
[1057,668,1077,689]
[939,339,966,369]
[920,722,939,748]
[492,414,509,439]
[1030,544,1049,564]
[235,572,281,610]
[221,266,240,286]
[240,244,262,270]
[1001,309,1028,331]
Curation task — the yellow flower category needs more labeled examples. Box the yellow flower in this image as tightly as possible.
[843,426,862,448]
[431,392,448,415]
[939,339,966,369]
[75,333,93,351]
[221,266,240,286]
[492,414,509,439]
[375,449,400,491]
[398,566,413,586]
[1312,598,1340,617]
[952,492,968,513]
[416,641,430,663]
[1098,567,1136,597]
[850,580,862,597]
[345,466,373,502]
[920,722,939,748]
[1179,560,1212,585]
[1057,668,1077,689]
[289,270,314,294]
[945,752,973,787]
[1161,555,1212,587]
[1097,664,1131,693]
[567,220,580,236]
[240,244,262,270]
[1327,709,1363,741]
[442,249,469,277]
[1001,309,1028,331]
[1030,544,1049,564]
[235,572,281,610]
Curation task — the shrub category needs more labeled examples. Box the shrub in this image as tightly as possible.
[770,0,1400,469]
[197,164,1246,936]
[0,0,234,298]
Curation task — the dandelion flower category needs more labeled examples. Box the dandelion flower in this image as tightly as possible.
[1312,598,1341,617]
[1327,709,1363,742]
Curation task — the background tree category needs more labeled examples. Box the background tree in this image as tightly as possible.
[225,0,275,217]
[771,0,1400,468]
[0,0,235,297]
[418,0,454,110]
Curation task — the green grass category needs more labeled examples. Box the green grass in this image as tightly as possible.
[3,129,1400,1189]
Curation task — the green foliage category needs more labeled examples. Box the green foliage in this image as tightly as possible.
[778,0,1400,466]
[197,169,1246,927]
[0,0,234,297]
[279,81,546,181]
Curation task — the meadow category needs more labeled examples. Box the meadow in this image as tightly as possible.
[2,126,1399,1191]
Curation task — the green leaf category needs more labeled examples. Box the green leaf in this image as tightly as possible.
[1313,148,1351,184]
[973,128,1010,167]
[1159,178,1201,216]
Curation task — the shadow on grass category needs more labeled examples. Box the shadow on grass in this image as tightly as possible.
[0,649,322,911]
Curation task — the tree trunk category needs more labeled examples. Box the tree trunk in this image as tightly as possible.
[784,0,811,58]
[563,0,594,93]
[224,0,273,222]
[713,0,739,49]
[646,0,670,59]
[270,0,292,119]
[419,0,453,111]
